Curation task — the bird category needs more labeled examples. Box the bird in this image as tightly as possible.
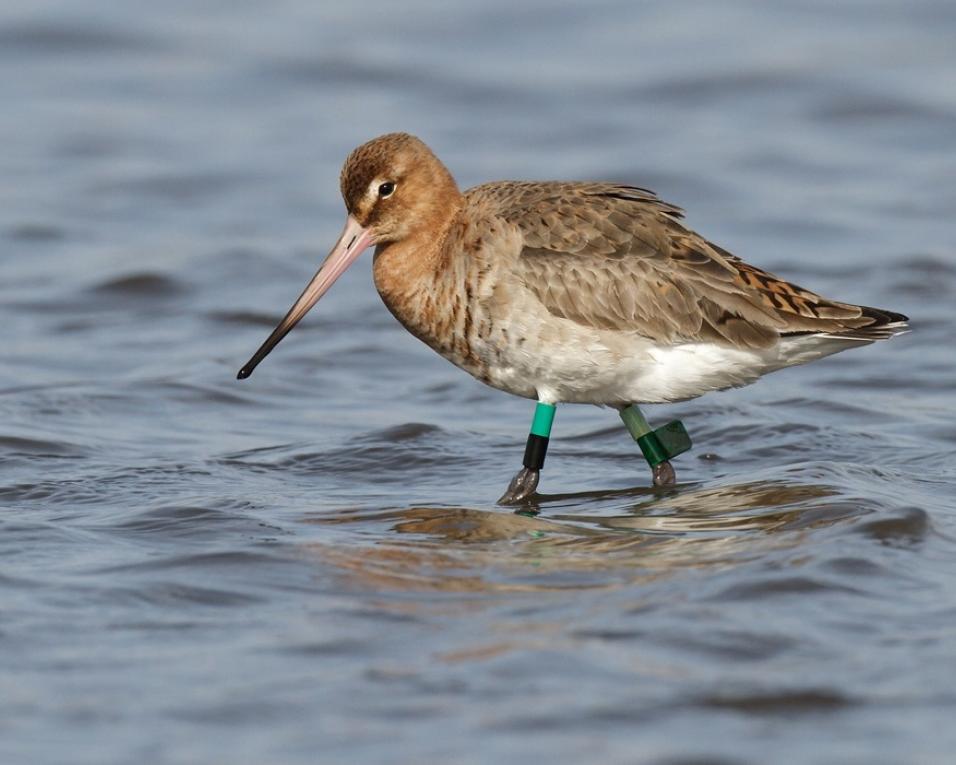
[237,132,908,504]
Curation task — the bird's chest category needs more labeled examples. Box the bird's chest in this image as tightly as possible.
[375,268,525,390]
[374,274,485,371]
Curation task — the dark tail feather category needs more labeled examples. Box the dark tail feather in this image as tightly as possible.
[824,305,909,341]
[860,305,908,326]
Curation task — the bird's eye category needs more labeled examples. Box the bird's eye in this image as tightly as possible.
[378,182,396,198]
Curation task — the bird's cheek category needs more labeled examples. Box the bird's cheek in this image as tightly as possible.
[373,214,406,243]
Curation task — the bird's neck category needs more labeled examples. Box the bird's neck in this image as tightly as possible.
[373,192,464,297]
[372,198,469,351]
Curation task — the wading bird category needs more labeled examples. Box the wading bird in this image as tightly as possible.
[237,133,907,504]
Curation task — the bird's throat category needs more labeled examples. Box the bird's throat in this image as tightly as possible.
[372,207,482,373]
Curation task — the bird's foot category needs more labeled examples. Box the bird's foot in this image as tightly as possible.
[652,460,676,488]
[497,467,539,505]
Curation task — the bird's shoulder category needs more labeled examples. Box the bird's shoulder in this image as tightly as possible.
[463,180,683,251]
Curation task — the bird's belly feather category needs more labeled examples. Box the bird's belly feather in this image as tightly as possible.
[459,311,775,406]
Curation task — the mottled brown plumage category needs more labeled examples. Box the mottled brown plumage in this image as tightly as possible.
[477,181,890,349]
[240,132,907,407]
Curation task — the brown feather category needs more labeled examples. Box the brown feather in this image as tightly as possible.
[465,181,895,349]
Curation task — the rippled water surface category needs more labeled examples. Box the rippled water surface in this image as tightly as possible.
[3,1,956,763]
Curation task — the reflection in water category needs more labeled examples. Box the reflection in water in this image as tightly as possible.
[305,479,851,593]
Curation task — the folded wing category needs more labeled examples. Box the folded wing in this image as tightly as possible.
[489,182,904,349]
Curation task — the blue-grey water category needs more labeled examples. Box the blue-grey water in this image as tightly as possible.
[2,1,956,763]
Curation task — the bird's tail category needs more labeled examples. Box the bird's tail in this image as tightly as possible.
[815,305,909,342]
[775,305,909,369]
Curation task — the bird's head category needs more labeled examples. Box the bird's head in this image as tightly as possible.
[237,132,459,380]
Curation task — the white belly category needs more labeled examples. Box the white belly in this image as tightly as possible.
[471,309,861,406]
[480,332,767,405]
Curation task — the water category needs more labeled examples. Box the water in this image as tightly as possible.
[2,1,956,763]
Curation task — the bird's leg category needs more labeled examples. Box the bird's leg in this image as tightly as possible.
[619,405,692,488]
[498,402,556,505]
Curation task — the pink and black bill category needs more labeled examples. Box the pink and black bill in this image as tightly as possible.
[237,216,374,379]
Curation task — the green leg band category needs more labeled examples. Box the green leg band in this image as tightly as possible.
[530,402,556,437]
[636,432,670,466]
[620,405,692,467]
[619,405,652,439]
[524,402,556,470]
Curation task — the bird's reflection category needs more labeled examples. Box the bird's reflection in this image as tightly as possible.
[304,478,857,594]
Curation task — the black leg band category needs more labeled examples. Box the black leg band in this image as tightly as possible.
[522,433,549,470]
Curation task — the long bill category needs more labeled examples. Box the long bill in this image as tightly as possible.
[237,215,374,379]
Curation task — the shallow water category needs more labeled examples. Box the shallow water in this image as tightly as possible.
[2,1,956,763]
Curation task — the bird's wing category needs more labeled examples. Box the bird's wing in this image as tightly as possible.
[483,181,876,349]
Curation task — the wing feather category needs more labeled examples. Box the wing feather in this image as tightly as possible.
[481,182,887,349]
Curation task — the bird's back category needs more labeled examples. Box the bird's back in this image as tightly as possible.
[464,179,908,350]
